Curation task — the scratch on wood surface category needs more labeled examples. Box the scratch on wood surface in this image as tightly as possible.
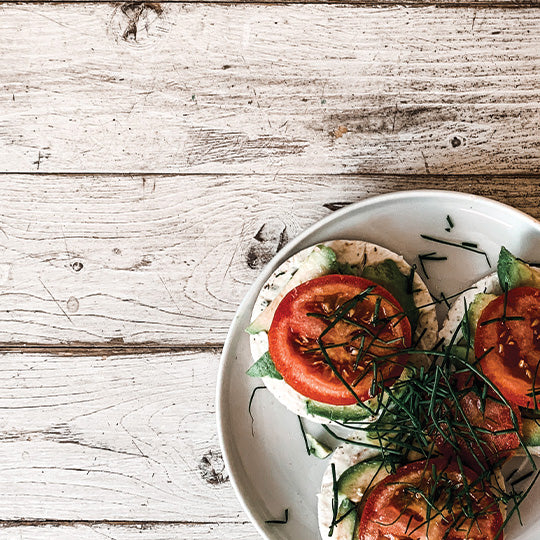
[391,103,399,133]
[33,150,50,170]
[158,274,181,314]
[39,278,75,326]
[0,425,146,460]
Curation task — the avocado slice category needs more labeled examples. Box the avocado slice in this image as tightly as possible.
[335,498,357,539]
[462,293,498,345]
[337,458,389,502]
[306,399,373,422]
[522,417,540,447]
[361,259,419,332]
[498,246,540,291]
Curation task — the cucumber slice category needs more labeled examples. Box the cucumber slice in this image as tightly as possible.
[246,245,337,334]
[337,459,390,503]
[305,433,332,459]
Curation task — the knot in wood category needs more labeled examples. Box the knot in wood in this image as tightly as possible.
[198,450,228,486]
[109,2,170,49]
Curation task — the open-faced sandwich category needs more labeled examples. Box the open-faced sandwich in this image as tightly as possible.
[440,247,540,454]
[246,240,438,423]
[318,444,507,540]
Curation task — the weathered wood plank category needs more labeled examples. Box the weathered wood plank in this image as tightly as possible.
[2,4,540,174]
[0,349,244,521]
[0,522,258,540]
[0,173,538,346]
[5,0,540,5]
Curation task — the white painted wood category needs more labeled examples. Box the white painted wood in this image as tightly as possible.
[0,349,248,521]
[2,4,540,174]
[0,523,259,540]
[0,174,537,345]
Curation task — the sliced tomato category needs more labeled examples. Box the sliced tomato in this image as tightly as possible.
[268,274,412,406]
[475,286,540,409]
[435,388,522,471]
[357,458,503,540]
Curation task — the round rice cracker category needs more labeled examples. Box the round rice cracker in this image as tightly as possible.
[249,239,438,423]
[317,444,507,540]
[438,272,501,345]
[317,444,382,540]
[438,272,540,458]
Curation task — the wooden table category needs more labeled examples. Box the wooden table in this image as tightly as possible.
[1,0,539,538]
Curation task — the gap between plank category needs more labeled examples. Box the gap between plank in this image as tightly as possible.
[0,519,251,528]
[3,1,540,7]
[1,172,540,179]
[0,343,223,355]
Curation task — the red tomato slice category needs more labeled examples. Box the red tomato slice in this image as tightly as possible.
[268,274,412,406]
[357,458,504,540]
[475,286,540,409]
[435,388,522,472]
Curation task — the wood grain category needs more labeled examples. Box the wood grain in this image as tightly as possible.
[0,349,248,521]
[2,4,540,174]
[0,523,258,540]
[0,174,537,346]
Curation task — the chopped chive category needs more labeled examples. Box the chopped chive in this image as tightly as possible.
[265,508,289,524]
[506,468,519,483]
[329,464,338,536]
[354,335,365,369]
[511,470,535,487]
[446,215,454,229]
[479,316,524,327]
[420,234,491,267]
[248,385,267,435]
[440,291,450,308]
[418,252,447,279]
[297,416,311,456]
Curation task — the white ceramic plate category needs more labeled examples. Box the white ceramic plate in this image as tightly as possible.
[216,190,540,540]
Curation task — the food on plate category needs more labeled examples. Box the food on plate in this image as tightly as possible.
[318,445,505,540]
[246,240,438,422]
[439,247,540,453]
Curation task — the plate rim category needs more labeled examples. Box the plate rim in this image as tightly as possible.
[216,188,540,540]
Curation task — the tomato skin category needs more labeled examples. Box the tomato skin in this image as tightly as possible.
[357,458,503,540]
[435,388,522,472]
[475,286,540,409]
[268,274,412,406]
